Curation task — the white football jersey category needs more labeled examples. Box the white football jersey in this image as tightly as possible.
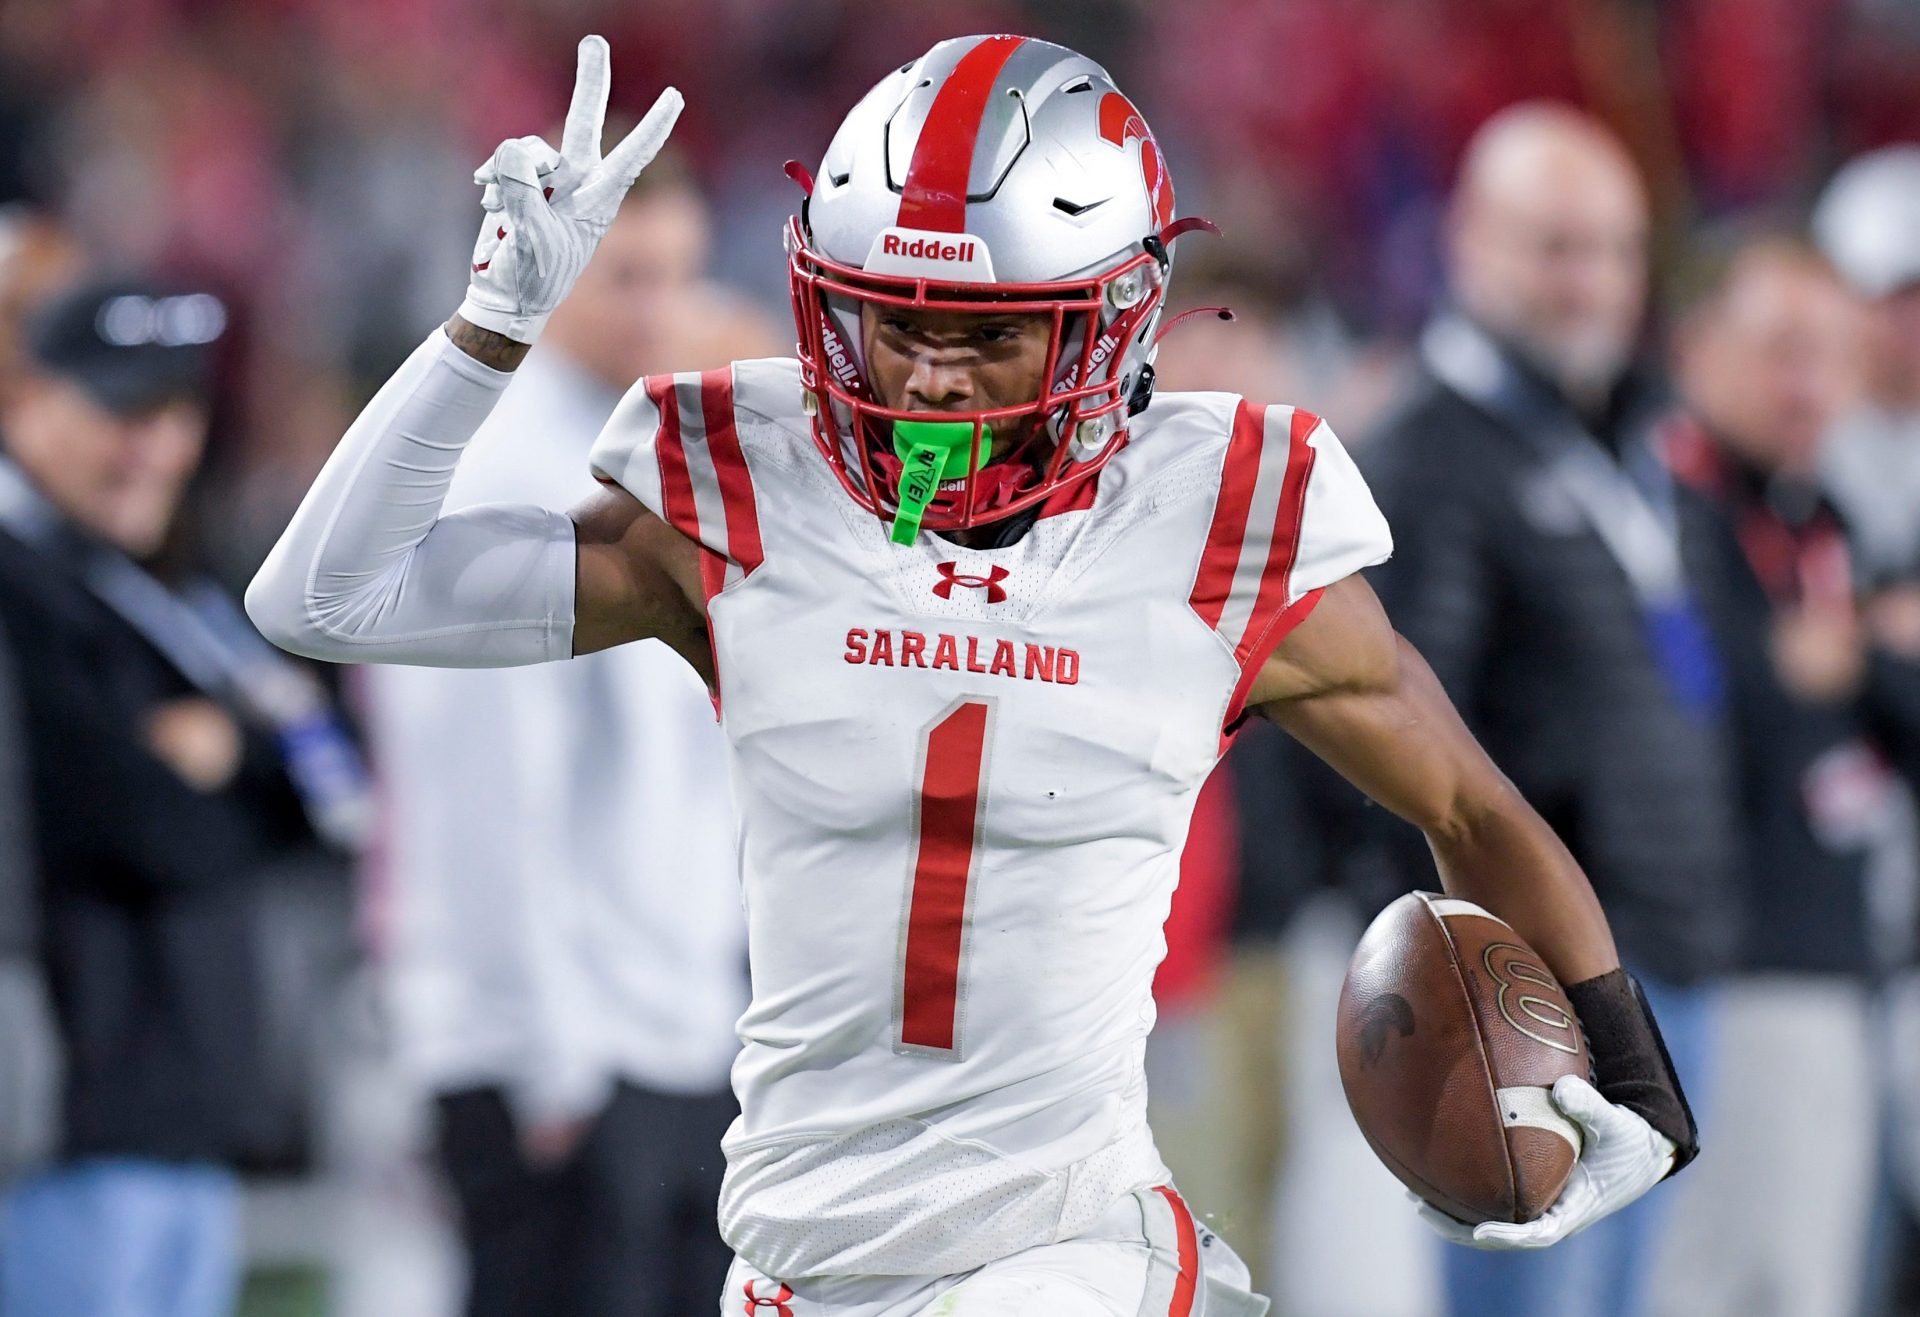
[589,360,1391,1279]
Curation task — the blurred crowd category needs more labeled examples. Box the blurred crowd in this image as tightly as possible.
[4,0,1920,1315]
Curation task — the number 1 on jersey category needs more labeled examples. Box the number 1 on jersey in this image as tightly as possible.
[898,699,994,1054]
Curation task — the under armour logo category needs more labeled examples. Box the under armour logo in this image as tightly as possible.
[933,562,1010,603]
[742,1280,795,1316]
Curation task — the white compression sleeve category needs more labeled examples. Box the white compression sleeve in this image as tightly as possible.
[246,328,577,668]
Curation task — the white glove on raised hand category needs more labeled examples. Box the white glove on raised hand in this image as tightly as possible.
[457,35,682,344]
[1416,1075,1676,1250]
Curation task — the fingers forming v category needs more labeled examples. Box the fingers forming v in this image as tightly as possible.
[588,87,685,200]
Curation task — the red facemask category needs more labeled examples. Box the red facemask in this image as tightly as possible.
[787,216,1167,534]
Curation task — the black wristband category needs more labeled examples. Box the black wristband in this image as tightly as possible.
[1564,969,1699,1175]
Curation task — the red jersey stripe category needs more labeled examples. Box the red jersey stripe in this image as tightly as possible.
[698,367,764,574]
[895,36,1025,233]
[649,374,701,543]
[697,546,727,719]
[1152,1185,1201,1317]
[1233,409,1318,664]
[697,545,727,608]
[1219,587,1326,742]
[1187,399,1266,631]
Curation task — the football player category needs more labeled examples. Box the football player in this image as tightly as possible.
[249,35,1696,1316]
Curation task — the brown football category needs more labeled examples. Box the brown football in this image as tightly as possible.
[1337,891,1589,1225]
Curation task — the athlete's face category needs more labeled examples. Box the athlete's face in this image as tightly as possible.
[860,303,1052,455]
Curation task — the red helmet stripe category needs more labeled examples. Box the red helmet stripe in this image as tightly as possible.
[896,35,1025,233]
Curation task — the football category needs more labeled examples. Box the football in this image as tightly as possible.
[1336,891,1590,1225]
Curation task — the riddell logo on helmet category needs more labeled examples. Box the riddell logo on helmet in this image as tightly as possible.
[819,318,862,391]
[1057,326,1124,395]
[1086,328,1122,374]
[880,234,979,264]
[865,227,997,281]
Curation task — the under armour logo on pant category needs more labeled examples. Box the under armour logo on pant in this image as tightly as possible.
[743,1279,795,1316]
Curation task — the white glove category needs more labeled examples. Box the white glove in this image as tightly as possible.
[457,35,683,343]
[1416,1075,1676,1249]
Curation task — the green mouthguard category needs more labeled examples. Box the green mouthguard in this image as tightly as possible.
[889,419,988,544]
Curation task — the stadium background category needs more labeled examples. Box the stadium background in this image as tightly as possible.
[3,0,1920,1314]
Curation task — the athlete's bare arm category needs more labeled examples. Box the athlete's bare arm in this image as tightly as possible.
[568,484,711,675]
[447,314,712,672]
[1247,574,1620,986]
[444,314,535,372]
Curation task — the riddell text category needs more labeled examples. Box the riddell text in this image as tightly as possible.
[881,234,979,264]
[843,628,1080,684]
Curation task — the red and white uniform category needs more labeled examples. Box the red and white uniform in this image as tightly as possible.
[589,359,1392,1284]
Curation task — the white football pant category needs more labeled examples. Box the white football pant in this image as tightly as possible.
[723,1186,1267,1316]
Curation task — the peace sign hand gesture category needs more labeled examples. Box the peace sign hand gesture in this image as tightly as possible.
[458,36,683,344]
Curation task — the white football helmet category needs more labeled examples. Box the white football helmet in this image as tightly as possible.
[786,34,1202,536]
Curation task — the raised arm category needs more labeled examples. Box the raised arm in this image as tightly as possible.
[246,37,703,671]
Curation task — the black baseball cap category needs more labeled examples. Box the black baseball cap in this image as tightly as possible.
[24,278,227,416]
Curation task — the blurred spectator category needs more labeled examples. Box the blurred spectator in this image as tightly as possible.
[1654,237,1895,1317]
[0,207,84,386]
[0,276,358,1316]
[1359,104,1742,1317]
[0,207,71,1199]
[1813,142,1920,1317]
[0,605,60,1197]
[1814,145,1920,588]
[364,161,772,1317]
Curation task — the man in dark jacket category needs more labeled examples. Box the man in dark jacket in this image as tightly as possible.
[0,279,351,1317]
[1360,105,1738,1317]
[1653,237,1919,1317]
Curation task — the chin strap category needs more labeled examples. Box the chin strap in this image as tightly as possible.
[1143,216,1220,274]
[1564,969,1700,1176]
[1155,215,1222,247]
